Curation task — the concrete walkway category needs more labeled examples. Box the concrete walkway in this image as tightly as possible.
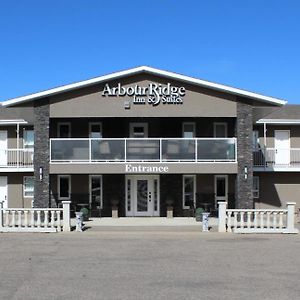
[71,217,219,230]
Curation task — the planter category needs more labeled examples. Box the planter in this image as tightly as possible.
[195,208,205,222]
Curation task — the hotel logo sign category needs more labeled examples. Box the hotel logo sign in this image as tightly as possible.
[102,83,185,106]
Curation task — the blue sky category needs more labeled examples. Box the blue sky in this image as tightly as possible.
[0,0,299,103]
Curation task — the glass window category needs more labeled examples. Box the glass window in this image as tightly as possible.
[90,175,102,209]
[23,130,34,148]
[58,123,71,138]
[253,176,259,198]
[58,175,71,199]
[89,123,102,138]
[183,175,196,209]
[183,123,195,138]
[253,130,260,150]
[23,176,34,197]
[130,123,148,138]
[214,123,227,138]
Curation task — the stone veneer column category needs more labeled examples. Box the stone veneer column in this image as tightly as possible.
[34,98,50,208]
[236,101,253,209]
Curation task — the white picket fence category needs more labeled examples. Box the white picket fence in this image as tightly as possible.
[218,202,299,234]
[0,201,71,233]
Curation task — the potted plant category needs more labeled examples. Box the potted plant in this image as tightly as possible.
[195,207,205,222]
[80,207,90,221]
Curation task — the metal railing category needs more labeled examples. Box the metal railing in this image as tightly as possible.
[253,148,300,168]
[50,138,237,163]
[0,148,34,168]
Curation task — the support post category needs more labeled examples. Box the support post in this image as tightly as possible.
[218,202,227,232]
[62,201,71,232]
[286,202,299,233]
[0,201,3,229]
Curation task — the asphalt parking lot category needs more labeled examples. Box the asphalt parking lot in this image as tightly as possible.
[0,228,299,300]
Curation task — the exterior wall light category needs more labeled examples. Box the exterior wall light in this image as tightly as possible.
[39,167,43,181]
[244,166,248,180]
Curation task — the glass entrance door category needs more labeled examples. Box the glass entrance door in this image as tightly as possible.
[126,175,159,216]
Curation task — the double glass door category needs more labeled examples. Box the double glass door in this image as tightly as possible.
[126,175,159,217]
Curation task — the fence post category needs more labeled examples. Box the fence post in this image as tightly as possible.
[0,201,3,229]
[218,202,227,232]
[62,201,71,232]
[286,202,299,233]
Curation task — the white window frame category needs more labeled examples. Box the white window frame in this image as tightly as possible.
[182,122,196,138]
[89,175,103,209]
[213,122,228,138]
[23,129,34,148]
[253,176,259,199]
[57,122,71,138]
[253,130,260,150]
[58,175,71,200]
[129,122,148,138]
[182,175,196,209]
[89,122,102,138]
[23,176,34,198]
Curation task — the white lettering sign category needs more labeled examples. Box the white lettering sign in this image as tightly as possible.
[102,83,185,106]
[125,164,169,173]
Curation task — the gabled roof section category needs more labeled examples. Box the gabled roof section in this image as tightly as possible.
[1,66,286,107]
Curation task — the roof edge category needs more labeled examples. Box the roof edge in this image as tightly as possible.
[1,66,287,107]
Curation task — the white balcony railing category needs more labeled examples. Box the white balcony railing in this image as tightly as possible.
[50,138,237,163]
[253,148,300,168]
[0,149,34,168]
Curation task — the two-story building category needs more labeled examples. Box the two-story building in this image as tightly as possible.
[2,66,297,217]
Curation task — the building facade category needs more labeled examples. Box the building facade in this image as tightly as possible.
[1,66,298,217]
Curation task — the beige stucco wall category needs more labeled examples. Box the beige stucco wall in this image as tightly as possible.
[3,173,34,208]
[254,172,300,210]
[49,74,237,118]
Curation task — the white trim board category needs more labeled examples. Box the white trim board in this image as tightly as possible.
[257,119,300,125]
[1,66,286,106]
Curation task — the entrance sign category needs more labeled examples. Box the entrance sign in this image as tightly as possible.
[125,164,169,173]
[102,83,185,106]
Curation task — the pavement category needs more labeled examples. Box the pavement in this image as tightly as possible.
[0,228,300,300]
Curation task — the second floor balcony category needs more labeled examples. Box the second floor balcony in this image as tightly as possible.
[0,149,34,169]
[50,138,237,163]
[253,148,300,170]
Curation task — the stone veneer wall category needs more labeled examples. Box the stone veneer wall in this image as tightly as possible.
[34,98,50,208]
[236,101,253,209]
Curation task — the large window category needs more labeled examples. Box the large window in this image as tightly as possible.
[89,123,102,138]
[183,175,196,209]
[182,122,195,138]
[89,175,102,210]
[58,175,71,200]
[23,176,34,197]
[214,123,227,138]
[23,130,34,148]
[57,123,71,138]
[253,176,259,198]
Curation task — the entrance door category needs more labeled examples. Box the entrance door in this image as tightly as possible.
[89,175,102,217]
[126,175,159,216]
[0,176,8,208]
[275,130,290,165]
[214,175,228,207]
[0,131,8,166]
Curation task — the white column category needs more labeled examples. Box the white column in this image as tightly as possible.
[286,202,299,233]
[0,201,3,229]
[218,202,227,232]
[16,123,20,168]
[62,201,71,232]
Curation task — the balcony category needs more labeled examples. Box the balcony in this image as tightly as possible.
[0,149,34,169]
[253,148,300,170]
[50,138,237,163]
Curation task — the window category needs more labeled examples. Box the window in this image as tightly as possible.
[23,176,34,197]
[89,123,102,138]
[253,130,260,150]
[253,176,259,198]
[89,175,102,209]
[23,130,34,148]
[57,123,71,138]
[182,122,195,138]
[58,175,71,200]
[214,123,227,138]
[129,123,148,138]
[183,175,196,209]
